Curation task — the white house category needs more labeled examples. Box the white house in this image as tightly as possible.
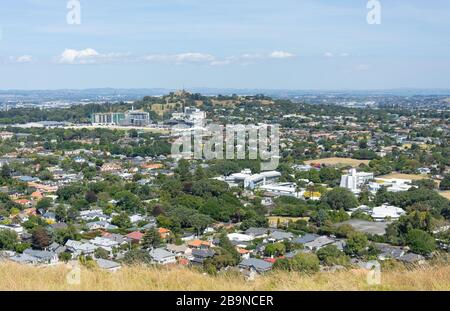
[227,233,254,244]
[129,214,145,224]
[86,221,118,231]
[96,258,121,272]
[149,248,177,265]
[0,224,24,235]
[90,237,119,254]
[65,240,97,257]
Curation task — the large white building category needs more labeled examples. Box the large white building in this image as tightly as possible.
[371,204,406,222]
[217,169,282,190]
[91,109,150,126]
[340,169,374,194]
[259,182,301,198]
[369,178,415,193]
[172,107,206,124]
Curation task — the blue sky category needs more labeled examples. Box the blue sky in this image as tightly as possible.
[0,0,449,90]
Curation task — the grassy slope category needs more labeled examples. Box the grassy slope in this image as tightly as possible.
[1,263,449,291]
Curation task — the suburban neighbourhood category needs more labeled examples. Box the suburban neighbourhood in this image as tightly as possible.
[0,91,449,281]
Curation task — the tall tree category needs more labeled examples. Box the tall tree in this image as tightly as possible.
[32,227,51,250]
[142,229,162,249]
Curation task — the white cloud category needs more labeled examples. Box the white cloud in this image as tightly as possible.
[174,52,215,63]
[58,48,129,64]
[58,49,297,66]
[340,52,350,57]
[269,51,295,59]
[145,52,216,65]
[59,48,99,64]
[8,55,33,63]
[324,52,334,58]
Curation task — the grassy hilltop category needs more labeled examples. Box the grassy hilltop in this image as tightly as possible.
[0,262,449,291]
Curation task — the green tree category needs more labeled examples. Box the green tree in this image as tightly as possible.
[276,253,320,273]
[94,247,110,259]
[59,252,72,263]
[264,242,286,257]
[0,229,18,250]
[439,175,450,191]
[115,191,141,212]
[111,212,132,229]
[316,244,349,266]
[36,198,52,210]
[142,229,162,249]
[0,164,11,179]
[322,187,358,211]
[406,229,436,255]
[175,159,191,181]
[344,232,368,256]
[217,232,240,265]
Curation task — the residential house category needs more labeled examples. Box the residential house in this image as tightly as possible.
[0,224,24,235]
[190,249,215,265]
[238,258,273,274]
[65,240,97,257]
[181,232,198,242]
[86,221,118,231]
[292,234,320,245]
[303,236,335,251]
[187,239,211,249]
[48,242,67,255]
[149,248,177,265]
[101,232,130,245]
[245,227,269,239]
[227,233,254,244]
[10,253,40,265]
[129,214,145,224]
[237,248,251,260]
[22,249,59,265]
[267,230,294,242]
[96,258,122,272]
[90,237,119,254]
[166,244,193,259]
[374,243,405,260]
[126,231,144,243]
[158,228,171,239]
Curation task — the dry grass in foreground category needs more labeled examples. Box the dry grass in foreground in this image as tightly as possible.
[0,262,449,291]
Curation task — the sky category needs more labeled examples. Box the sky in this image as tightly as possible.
[0,0,449,90]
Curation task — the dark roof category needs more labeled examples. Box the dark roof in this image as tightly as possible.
[293,233,320,244]
[239,258,273,272]
[192,249,215,259]
[245,227,269,236]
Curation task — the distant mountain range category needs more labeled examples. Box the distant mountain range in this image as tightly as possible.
[0,88,449,104]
